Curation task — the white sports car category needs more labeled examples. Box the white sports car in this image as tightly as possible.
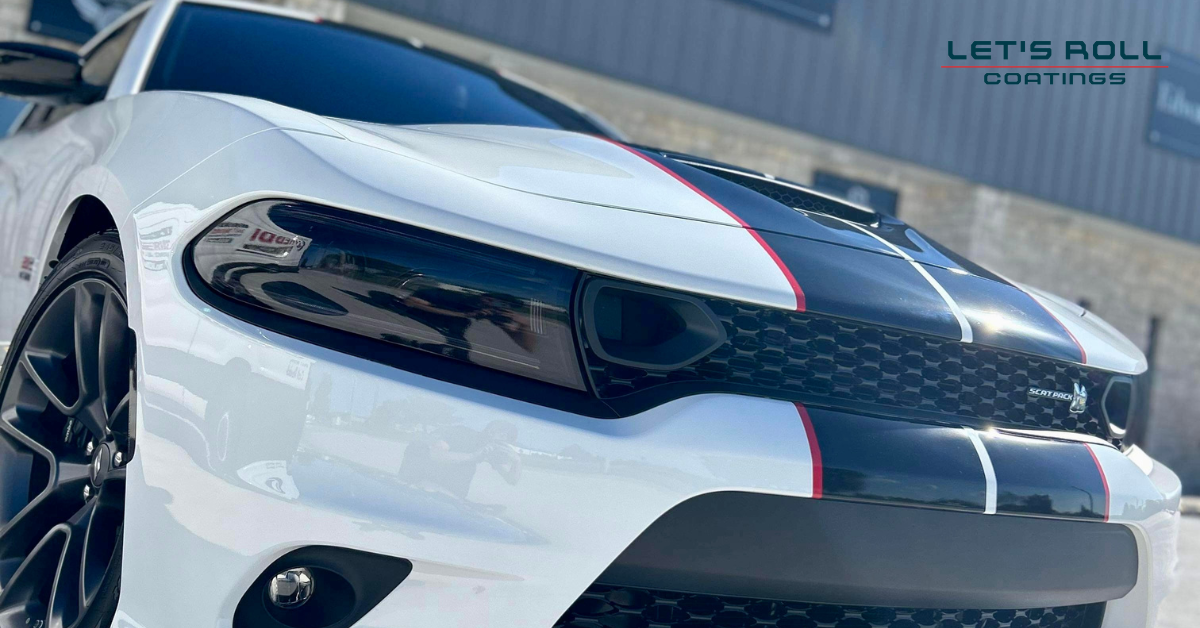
[0,1,1182,627]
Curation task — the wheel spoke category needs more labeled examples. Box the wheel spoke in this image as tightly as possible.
[0,465,87,584]
[0,405,54,476]
[101,467,125,487]
[0,525,68,626]
[0,365,50,432]
[79,497,119,610]
[55,460,91,490]
[72,283,106,420]
[107,393,130,439]
[0,366,78,463]
[20,287,81,415]
[0,269,129,628]
[48,502,91,628]
[71,399,108,448]
[97,290,129,424]
[18,354,74,418]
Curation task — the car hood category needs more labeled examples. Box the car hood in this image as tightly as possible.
[319,120,1145,374]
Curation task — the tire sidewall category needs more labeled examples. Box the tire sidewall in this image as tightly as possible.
[0,232,128,628]
[1,233,127,390]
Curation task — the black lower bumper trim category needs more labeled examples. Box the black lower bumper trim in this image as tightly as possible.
[598,492,1136,609]
[556,585,1106,628]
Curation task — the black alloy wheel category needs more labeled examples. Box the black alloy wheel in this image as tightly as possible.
[0,233,131,628]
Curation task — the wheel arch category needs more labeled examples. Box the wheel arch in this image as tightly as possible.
[48,195,119,267]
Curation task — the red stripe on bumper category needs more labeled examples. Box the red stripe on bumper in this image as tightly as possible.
[1085,444,1111,522]
[795,402,823,499]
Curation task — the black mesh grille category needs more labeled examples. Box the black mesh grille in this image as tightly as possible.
[555,585,1102,628]
[582,297,1115,440]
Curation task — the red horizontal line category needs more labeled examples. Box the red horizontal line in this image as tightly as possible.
[941,65,1167,68]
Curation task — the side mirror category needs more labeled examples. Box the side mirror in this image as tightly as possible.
[0,42,99,104]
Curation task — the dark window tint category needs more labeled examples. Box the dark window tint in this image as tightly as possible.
[0,97,29,136]
[144,4,606,133]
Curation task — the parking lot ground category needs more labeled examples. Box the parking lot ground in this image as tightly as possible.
[1156,512,1199,628]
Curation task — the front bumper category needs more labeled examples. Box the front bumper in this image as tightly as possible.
[117,210,1181,628]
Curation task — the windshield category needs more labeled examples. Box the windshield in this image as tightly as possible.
[143,3,608,134]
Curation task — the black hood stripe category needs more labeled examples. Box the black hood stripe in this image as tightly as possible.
[923,266,1087,364]
[836,217,975,343]
[623,146,1093,364]
[639,151,971,340]
[1026,290,1089,365]
[759,231,965,339]
[641,151,898,255]
[603,141,807,310]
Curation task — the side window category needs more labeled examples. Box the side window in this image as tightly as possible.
[0,97,30,137]
[80,14,146,92]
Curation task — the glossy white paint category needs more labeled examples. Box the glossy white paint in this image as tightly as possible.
[1021,283,1149,374]
[1090,444,1182,628]
[121,206,1177,626]
[121,95,1179,628]
[339,123,743,226]
[0,6,1178,624]
[962,428,997,515]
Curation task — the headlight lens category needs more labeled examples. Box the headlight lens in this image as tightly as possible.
[190,200,585,390]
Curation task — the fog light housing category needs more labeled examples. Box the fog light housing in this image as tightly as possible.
[234,546,412,628]
[268,567,315,609]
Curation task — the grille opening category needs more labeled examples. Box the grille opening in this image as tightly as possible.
[582,293,1118,442]
[555,585,1106,628]
[1102,376,1134,434]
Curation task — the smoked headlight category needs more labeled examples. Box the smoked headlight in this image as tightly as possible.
[188,200,585,390]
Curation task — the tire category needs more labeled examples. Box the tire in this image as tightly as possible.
[0,232,131,628]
